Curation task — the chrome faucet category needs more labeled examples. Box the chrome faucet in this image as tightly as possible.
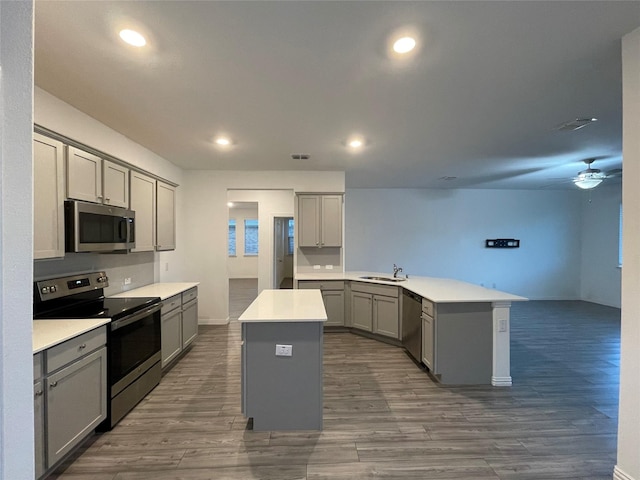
[393,264,403,278]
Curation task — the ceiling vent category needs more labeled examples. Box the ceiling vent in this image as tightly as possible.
[555,117,598,132]
[291,154,311,160]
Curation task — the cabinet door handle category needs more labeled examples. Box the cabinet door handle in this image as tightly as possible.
[97,195,103,199]
[105,197,110,202]
[35,390,43,397]
[49,381,58,388]
[78,343,87,350]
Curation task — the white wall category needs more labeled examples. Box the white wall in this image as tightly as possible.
[580,183,622,308]
[616,25,640,480]
[345,188,583,299]
[0,1,35,478]
[227,204,259,279]
[180,171,345,322]
[227,190,295,292]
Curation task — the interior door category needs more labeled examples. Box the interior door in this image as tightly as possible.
[274,218,286,288]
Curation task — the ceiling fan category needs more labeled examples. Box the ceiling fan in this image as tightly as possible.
[573,158,621,190]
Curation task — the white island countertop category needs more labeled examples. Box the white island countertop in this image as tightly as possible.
[239,289,328,323]
[296,272,527,303]
[33,319,110,354]
[111,282,199,301]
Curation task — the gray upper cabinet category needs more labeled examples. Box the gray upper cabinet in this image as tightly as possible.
[130,171,156,252]
[102,160,129,208]
[66,146,102,204]
[297,194,342,248]
[33,133,65,260]
[156,181,176,251]
[67,146,129,207]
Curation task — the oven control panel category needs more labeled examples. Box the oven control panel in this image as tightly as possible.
[35,272,109,301]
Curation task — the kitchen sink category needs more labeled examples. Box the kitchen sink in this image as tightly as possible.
[359,275,407,282]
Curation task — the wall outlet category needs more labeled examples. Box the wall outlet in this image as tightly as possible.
[325,265,333,270]
[165,262,169,272]
[275,344,293,357]
[498,319,508,332]
[124,277,131,285]
[313,265,321,270]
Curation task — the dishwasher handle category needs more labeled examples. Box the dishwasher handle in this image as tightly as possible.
[403,290,422,302]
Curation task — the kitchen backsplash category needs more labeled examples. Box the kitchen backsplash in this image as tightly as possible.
[34,251,155,296]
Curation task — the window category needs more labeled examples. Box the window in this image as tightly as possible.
[287,218,295,255]
[244,219,259,255]
[228,219,236,256]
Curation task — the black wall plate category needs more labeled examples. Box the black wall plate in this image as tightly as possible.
[486,239,520,248]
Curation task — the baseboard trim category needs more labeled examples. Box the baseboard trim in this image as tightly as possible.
[614,466,636,480]
[492,376,512,387]
[198,318,229,325]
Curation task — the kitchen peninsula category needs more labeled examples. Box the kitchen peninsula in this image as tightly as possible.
[296,272,527,386]
[239,289,327,431]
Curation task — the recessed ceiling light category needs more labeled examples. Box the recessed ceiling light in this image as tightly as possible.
[215,137,231,146]
[119,29,146,47]
[348,139,363,148]
[393,36,416,54]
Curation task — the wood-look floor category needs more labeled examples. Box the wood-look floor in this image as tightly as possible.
[50,285,621,480]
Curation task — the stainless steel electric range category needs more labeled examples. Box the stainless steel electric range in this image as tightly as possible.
[34,272,162,430]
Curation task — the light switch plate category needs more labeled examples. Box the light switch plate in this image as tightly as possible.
[275,344,293,357]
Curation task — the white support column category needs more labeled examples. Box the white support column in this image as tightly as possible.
[0,1,35,478]
[491,301,512,386]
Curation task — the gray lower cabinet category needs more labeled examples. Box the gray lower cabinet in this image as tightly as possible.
[182,298,198,348]
[350,282,400,338]
[161,288,199,368]
[373,294,399,338]
[297,281,345,326]
[35,327,107,479]
[46,348,107,466]
[420,301,494,384]
[161,294,183,367]
[351,291,373,331]
[421,300,435,370]
[33,353,45,480]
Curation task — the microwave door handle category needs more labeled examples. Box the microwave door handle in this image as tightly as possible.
[119,218,126,240]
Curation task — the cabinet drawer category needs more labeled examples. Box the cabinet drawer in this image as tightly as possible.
[182,287,198,304]
[298,280,344,291]
[350,281,399,298]
[422,299,434,317]
[162,294,182,315]
[46,327,106,373]
[34,352,43,381]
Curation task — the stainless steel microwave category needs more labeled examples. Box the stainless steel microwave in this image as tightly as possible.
[64,200,135,253]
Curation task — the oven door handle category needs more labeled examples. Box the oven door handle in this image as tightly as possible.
[111,303,163,331]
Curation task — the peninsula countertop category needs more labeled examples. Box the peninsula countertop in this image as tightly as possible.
[239,289,328,323]
[295,271,527,303]
[111,282,199,301]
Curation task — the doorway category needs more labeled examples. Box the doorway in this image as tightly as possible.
[274,217,294,289]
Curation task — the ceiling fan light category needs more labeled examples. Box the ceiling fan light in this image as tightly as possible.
[573,171,606,189]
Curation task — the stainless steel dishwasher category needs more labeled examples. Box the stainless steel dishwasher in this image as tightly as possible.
[402,290,422,362]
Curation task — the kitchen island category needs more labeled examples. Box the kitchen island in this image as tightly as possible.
[296,272,527,386]
[239,289,327,431]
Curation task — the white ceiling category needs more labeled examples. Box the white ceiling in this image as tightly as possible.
[34,1,640,189]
